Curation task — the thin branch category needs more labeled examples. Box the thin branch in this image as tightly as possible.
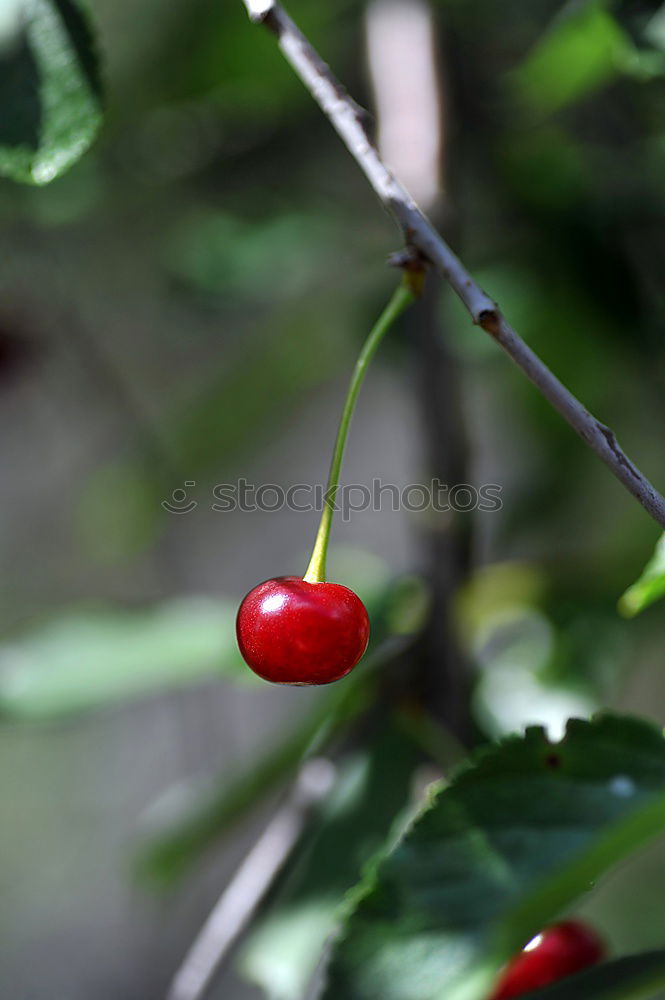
[166,758,335,1000]
[241,0,665,530]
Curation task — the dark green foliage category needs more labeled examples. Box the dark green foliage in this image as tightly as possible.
[323,716,665,1000]
[0,0,102,183]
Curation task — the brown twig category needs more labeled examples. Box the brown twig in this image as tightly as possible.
[241,0,665,530]
[166,759,335,1000]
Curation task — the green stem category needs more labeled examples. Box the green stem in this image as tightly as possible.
[303,280,415,583]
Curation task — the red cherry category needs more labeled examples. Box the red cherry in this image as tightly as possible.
[236,576,370,685]
[490,921,605,999]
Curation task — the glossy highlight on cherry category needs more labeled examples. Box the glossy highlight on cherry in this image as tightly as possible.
[236,576,370,685]
[490,920,605,999]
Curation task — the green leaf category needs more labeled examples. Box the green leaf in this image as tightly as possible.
[0,598,247,720]
[619,534,665,617]
[239,723,423,1000]
[323,715,665,1000]
[0,0,102,185]
[525,952,665,1000]
[511,3,656,116]
[136,664,373,888]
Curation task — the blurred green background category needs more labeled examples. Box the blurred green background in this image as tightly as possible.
[1,0,665,997]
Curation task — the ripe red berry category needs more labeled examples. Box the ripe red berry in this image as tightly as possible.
[236,576,370,685]
[490,920,605,999]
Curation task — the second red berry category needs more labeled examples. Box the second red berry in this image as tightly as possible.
[490,920,605,999]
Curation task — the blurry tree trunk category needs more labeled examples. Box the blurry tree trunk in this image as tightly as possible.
[366,0,474,744]
[411,276,474,743]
